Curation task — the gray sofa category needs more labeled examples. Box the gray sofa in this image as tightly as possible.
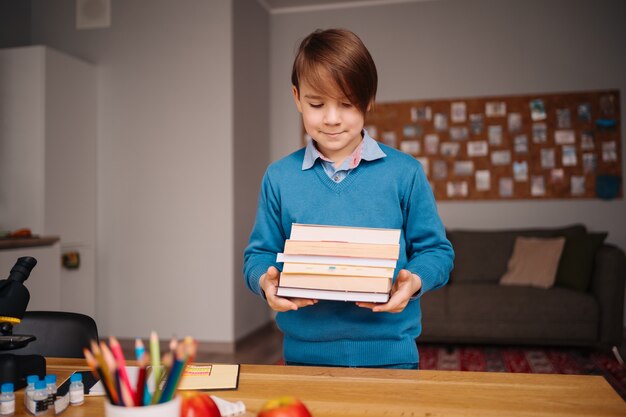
[420,224,626,349]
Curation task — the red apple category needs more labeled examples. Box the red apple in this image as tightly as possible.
[180,392,222,417]
[257,396,312,417]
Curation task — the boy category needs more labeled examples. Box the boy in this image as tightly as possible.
[244,28,454,368]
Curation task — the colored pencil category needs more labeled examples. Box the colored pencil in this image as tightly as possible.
[183,336,197,363]
[101,341,133,407]
[149,331,161,402]
[159,337,197,403]
[151,351,172,404]
[83,347,116,404]
[134,338,149,406]
[135,354,148,406]
[102,343,124,407]
[135,338,145,361]
[109,337,137,406]
[83,334,198,407]
[83,347,100,380]
[89,341,120,405]
[158,343,184,403]
[114,369,124,407]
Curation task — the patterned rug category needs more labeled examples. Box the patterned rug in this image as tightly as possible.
[418,344,626,400]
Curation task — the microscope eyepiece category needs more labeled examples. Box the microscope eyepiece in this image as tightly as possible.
[0,257,36,334]
[7,257,37,284]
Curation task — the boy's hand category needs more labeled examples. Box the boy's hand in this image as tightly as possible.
[260,266,318,312]
[356,269,421,313]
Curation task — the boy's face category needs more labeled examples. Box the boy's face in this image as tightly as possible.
[292,78,367,164]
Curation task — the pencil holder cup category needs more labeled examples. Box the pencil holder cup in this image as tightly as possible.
[104,396,181,417]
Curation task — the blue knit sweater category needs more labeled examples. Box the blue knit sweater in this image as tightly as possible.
[243,143,454,366]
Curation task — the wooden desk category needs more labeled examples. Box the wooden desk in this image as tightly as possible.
[12,358,626,416]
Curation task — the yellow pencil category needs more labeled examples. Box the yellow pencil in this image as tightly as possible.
[89,341,120,405]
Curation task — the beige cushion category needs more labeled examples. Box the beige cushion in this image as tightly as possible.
[499,237,565,289]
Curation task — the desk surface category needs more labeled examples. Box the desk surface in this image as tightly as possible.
[12,358,626,417]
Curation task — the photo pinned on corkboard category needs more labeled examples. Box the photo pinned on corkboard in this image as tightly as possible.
[357,90,622,201]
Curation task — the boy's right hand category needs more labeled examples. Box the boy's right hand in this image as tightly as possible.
[260,266,318,312]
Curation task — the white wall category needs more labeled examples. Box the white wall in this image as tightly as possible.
[21,0,625,341]
[269,0,626,253]
[233,0,273,339]
[0,47,46,234]
[0,45,96,316]
[31,0,236,342]
[44,47,97,317]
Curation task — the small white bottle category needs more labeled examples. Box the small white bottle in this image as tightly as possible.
[0,383,15,416]
[31,381,48,415]
[24,375,38,406]
[44,375,57,406]
[69,373,84,406]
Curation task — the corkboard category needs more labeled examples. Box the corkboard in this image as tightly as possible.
[357,90,622,201]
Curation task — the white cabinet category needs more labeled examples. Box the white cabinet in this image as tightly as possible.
[0,46,97,316]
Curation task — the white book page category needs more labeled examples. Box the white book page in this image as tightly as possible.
[290,223,401,244]
[277,287,389,303]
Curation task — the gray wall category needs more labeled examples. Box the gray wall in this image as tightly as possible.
[0,0,31,48]
[269,0,626,253]
[233,0,273,339]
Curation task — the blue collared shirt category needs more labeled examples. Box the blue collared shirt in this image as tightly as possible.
[302,130,387,182]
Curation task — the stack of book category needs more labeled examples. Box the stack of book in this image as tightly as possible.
[276,224,401,303]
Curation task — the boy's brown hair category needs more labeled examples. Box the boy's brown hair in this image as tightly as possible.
[291,28,378,115]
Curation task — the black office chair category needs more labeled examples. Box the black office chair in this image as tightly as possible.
[10,311,98,358]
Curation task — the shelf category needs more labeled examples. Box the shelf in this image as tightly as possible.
[0,236,60,250]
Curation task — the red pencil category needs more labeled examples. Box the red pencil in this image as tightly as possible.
[101,341,133,407]
[135,354,148,406]
[108,337,137,406]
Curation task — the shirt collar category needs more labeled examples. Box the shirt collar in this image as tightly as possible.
[302,129,386,170]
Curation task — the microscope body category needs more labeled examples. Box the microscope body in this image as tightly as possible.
[0,257,46,388]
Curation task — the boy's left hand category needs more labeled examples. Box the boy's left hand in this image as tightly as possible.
[356,269,421,313]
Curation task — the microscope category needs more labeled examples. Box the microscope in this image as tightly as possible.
[0,257,46,388]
